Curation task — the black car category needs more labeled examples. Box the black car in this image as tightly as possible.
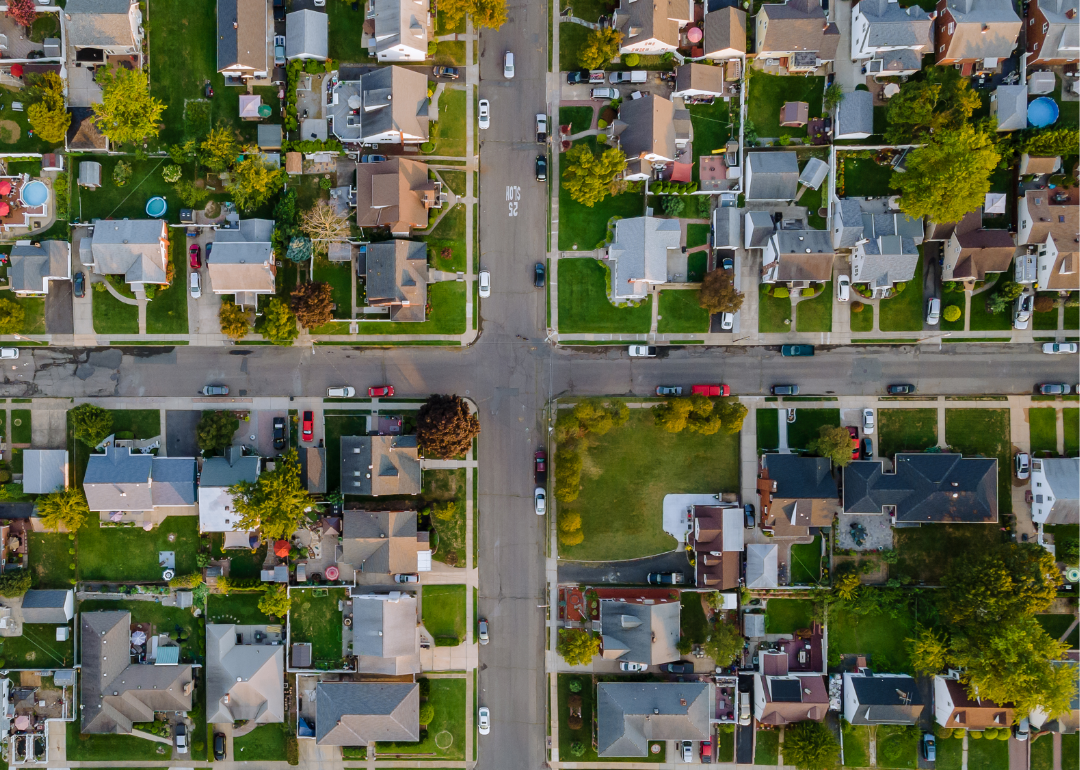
[213,732,226,761]
[566,70,589,84]
[664,662,693,674]
[535,154,548,182]
[272,0,285,22]
[273,417,286,450]
[433,66,460,79]
[534,262,546,288]
[647,572,684,585]
[744,503,755,529]
[73,271,85,298]
[887,384,916,394]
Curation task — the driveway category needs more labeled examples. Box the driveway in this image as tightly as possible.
[44,280,73,334]
[165,411,201,458]
[557,550,691,585]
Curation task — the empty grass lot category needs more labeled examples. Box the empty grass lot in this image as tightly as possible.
[747,72,824,138]
[146,238,190,334]
[289,587,346,666]
[789,536,822,584]
[378,678,465,759]
[945,409,1012,516]
[967,735,1009,770]
[878,409,938,459]
[425,468,467,568]
[681,591,710,644]
[890,524,1001,584]
[430,89,467,157]
[757,409,780,451]
[312,258,354,320]
[658,290,710,333]
[842,723,870,767]
[850,303,874,332]
[686,224,710,249]
[878,256,924,332]
[795,284,833,333]
[754,729,779,765]
[558,406,739,561]
[877,725,919,769]
[0,623,73,667]
[559,106,594,134]
[1066,409,1079,456]
[765,599,814,634]
[758,285,792,333]
[1029,408,1058,455]
[423,203,467,274]
[841,156,895,197]
[77,516,200,582]
[558,259,652,334]
[558,139,646,251]
[786,408,840,452]
[422,585,467,646]
[828,602,919,673]
[327,0,371,60]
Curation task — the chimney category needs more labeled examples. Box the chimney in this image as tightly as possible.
[981,23,988,32]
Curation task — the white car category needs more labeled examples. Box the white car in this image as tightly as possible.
[1015,452,1031,480]
[682,740,694,763]
[478,706,491,735]
[863,408,875,435]
[1014,293,1033,330]
[619,661,647,672]
[534,487,546,515]
[836,274,851,302]
[926,297,941,325]
[628,345,656,357]
[503,51,514,79]
[174,723,187,754]
[0,348,19,360]
[478,98,490,130]
[1042,342,1078,354]
[327,386,356,398]
[720,313,734,331]
[478,270,491,298]
[189,271,201,299]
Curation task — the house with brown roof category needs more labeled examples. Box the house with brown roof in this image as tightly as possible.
[753,652,829,725]
[365,240,428,321]
[614,94,687,165]
[1018,187,1079,292]
[759,454,838,533]
[755,0,840,69]
[934,0,1021,68]
[1020,154,1062,176]
[329,66,430,145]
[703,6,746,59]
[613,0,694,55]
[942,225,1015,283]
[933,676,1013,729]
[1025,0,1079,64]
[355,158,441,236]
[688,505,743,588]
[341,509,424,576]
[217,0,271,83]
[672,63,725,98]
[780,101,809,127]
[762,228,835,287]
[65,0,143,56]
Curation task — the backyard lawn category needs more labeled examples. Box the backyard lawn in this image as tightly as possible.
[878,409,938,459]
[747,71,824,137]
[422,584,467,646]
[77,516,200,582]
[842,723,870,767]
[786,408,840,452]
[686,224,710,249]
[764,598,814,634]
[876,725,919,769]
[289,587,346,667]
[1066,408,1079,456]
[945,409,1012,516]
[233,722,294,761]
[758,285,792,333]
[327,0,371,60]
[557,258,652,334]
[757,409,779,452]
[966,735,1009,770]
[378,678,465,760]
[559,106,594,135]
[828,602,919,673]
[681,591,710,644]
[559,23,591,72]
[558,139,646,251]
[878,256,924,332]
[891,524,1000,584]
[795,284,833,333]
[0,623,73,668]
[1029,407,1058,455]
[688,252,708,282]
[146,238,190,334]
[430,89,467,157]
[28,532,74,588]
[689,99,731,178]
[76,155,189,223]
[558,406,739,560]
[754,729,779,765]
[92,289,139,335]
[840,156,895,197]
[207,592,272,625]
[789,537,822,584]
[658,290,710,333]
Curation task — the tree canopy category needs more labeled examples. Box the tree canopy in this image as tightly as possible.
[0,298,25,335]
[703,620,743,667]
[782,721,841,770]
[92,68,166,146]
[1020,128,1080,157]
[561,142,626,207]
[230,449,314,541]
[699,269,744,314]
[557,629,601,666]
[196,411,241,454]
[653,395,721,435]
[941,543,1057,629]
[893,125,999,224]
[228,154,286,211]
[5,0,37,27]
[36,488,89,533]
[885,66,981,143]
[417,394,481,459]
[290,281,335,329]
[70,403,114,447]
[200,126,241,173]
[300,201,351,257]
[27,72,70,144]
[219,301,253,340]
[907,626,950,676]
[578,28,623,70]
[256,297,299,346]
[258,584,292,618]
[810,424,855,467]
[435,0,506,30]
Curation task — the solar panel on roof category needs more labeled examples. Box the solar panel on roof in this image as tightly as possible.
[771,679,802,702]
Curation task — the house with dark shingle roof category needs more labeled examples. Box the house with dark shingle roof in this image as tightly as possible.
[754,652,829,725]
[942,226,1016,283]
[761,228,834,286]
[754,0,840,67]
[596,682,713,757]
[843,671,924,725]
[843,454,998,523]
[217,0,270,81]
[760,455,838,531]
[689,505,743,588]
[64,0,143,54]
[851,0,932,76]
[852,208,922,298]
[616,94,685,164]
[703,6,746,58]
[599,599,681,666]
[934,0,1021,67]
[329,67,430,145]
[207,219,276,307]
[20,589,74,624]
[314,681,419,744]
[672,63,725,98]
[745,152,799,201]
[83,447,196,513]
[9,241,69,296]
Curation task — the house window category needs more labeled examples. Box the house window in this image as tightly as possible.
[948,22,955,33]
[1033,42,1039,49]
[1043,22,1048,32]
[939,44,945,51]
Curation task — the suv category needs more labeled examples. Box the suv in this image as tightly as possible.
[202,385,228,396]
[214,733,226,761]
[273,417,286,450]
[926,297,941,324]
[1015,452,1031,479]
[327,386,356,398]
[478,618,490,645]
[664,661,693,674]
[1040,382,1070,395]
[647,572,684,585]
[591,86,619,100]
[771,384,800,395]
[175,723,187,754]
[433,66,460,79]
[273,35,286,66]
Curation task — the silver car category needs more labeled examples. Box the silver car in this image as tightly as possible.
[478,618,489,645]
[202,385,229,396]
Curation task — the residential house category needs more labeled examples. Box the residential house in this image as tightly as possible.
[745,211,776,249]
[340,435,422,497]
[21,449,68,495]
[349,591,421,674]
[616,94,687,165]
[198,446,261,540]
[1030,651,1079,734]
[703,6,747,59]
[934,0,1022,68]
[341,510,425,576]
[754,652,829,725]
[1025,0,1080,64]
[603,217,681,301]
[924,209,982,244]
[746,543,779,588]
[672,63,725,98]
[329,66,429,145]
[596,682,713,757]
[599,598,681,666]
[82,219,169,290]
[759,454,838,532]
[843,670,925,725]
[613,0,693,55]
[312,681,419,744]
[64,0,143,56]
[942,226,1016,283]
[832,198,924,256]
[754,0,841,69]
[799,157,829,190]
[369,0,432,62]
[365,241,428,322]
[1029,458,1079,526]
[79,611,194,733]
[852,233,920,297]
[934,675,1013,729]
[851,0,933,76]
[355,158,441,236]
[689,505,743,588]
[207,219,276,307]
[217,0,270,82]
[745,152,799,201]
[844,454,998,523]
[761,228,834,287]
[834,90,874,140]
[8,241,69,296]
[83,446,197,515]
[285,9,328,61]
[990,84,1028,131]
[20,590,74,624]
[1017,187,1079,292]
[780,101,809,127]
[206,624,285,724]
[713,206,742,250]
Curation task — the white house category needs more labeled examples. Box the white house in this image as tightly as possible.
[369,0,432,62]
[1016,188,1079,293]
[850,0,932,76]
[1030,458,1079,526]
[604,217,680,301]
[843,671,924,725]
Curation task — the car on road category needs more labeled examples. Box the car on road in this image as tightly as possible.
[1014,293,1034,329]
[359,154,387,164]
[681,740,694,763]
[1039,382,1069,395]
[620,661,648,672]
[478,618,489,644]
[273,417,286,450]
[478,270,491,298]
[189,271,201,298]
[566,70,589,84]
[781,344,814,357]
[921,733,935,761]
[744,503,755,528]
[302,411,314,442]
[433,66,460,79]
[534,487,546,515]
[327,386,356,398]
[691,384,730,397]
[656,386,683,396]
[664,661,693,673]
[862,437,873,458]
[477,99,490,130]
[1015,452,1031,480]
[887,384,916,394]
[926,297,941,325]
[591,86,619,100]
[503,51,514,78]
[535,154,548,181]
[213,732,226,761]
[1043,342,1078,354]
[534,262,546,288]
[847,425,860,459]
[647,572,684,585]
[175,723,187,754]
[535,449,547,484]
[628,345,656,357]
[478,707,490,735]
[394,573,419,583]
[771,384,799,395]
[201,384,228,396]
[721,312,734,330]
[368,385,394,397]
[189,244,201,268]
[836,275,851,302]
[74,271,85,298]
[863,408,875,434]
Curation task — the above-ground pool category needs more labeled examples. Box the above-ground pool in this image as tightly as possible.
[1028,96,1059,128]
[145,196,167,217]
[20,180,47,207]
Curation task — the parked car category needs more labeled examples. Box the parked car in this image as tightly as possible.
[273,35,286,66]
[1039,382,1069,395]
[628,345,656,357]
[189,271,201,298]
[213,733,226,761]
[781,344,814,357]
[620,661,648,672]
[722,256,734,270]
[394,573,419,583]
[503,51,514,78]
[1014,717,1030,741]
[863,408,875,435]
[1043,342,1079,354]
[359,154,387,164]
[591,86,619,100]
[201,384,228,396]
[433,66,460,79]
[273,0,286,21]
[771,384,800,395]
[887,384,915,394]
[302,411,314,441]
[477,98,490,130]
[609,70,647,84]
[744,503,755,528]
[847,425,860,459]
[921,733,935,761]
[1015,452,1031,480]
[721,312,734,330]
[479,270,491,298]
[73,271,85,298]
[189,244,201,268]
[926,297,941,324]
[273,417,286,450]
[862,437,873,458]
[535,154,548,181]
[739,691,751,725]
[534,263,546,288]
[588,70,606,83]
[478,618,489,644]
[700,738,713,764]
[478,707,490,735]
[664,662,693,674]
[327,386,356,398]
[1014,293,1034,329]
[566,70,589,84]
[647,572,684,585]
[655,386,683,396]
[534,487,546,515]
[682,740,694,763]
[175,723,187,754]
[368,385,394,397]
[836,274,851,302]
[691,384,730,397]
[534,449,547,484]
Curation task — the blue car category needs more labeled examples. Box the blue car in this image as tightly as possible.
[73,272,85,298]
[921,733,935,761]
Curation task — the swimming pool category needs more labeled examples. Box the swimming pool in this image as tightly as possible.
[1028,96,1059,128]
[20,180,47,207]
[145,196,167,217]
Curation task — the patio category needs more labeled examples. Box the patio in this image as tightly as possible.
[836,512,894,551]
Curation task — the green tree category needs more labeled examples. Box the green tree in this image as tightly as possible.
[578,27,623,69]
[35,488,89,532]
[834,572,860,602]
[1021,128,1080,157]
[219,300,253,340]
[92,67,166,146]
[893,125,999,224]
[653,398,694,433]
[196,411,241,454]
[230,449,315,541]
[702,620,742,667]
[941,543,1058,630]
[716,400,748,434]
[561,143,626,207]
[557,629,601,666]
[175,179,211,208]
[0,570,32,598]
[907,626,950,675]
[823,83,844,111]
[662,196,686,217]
[554,447,583,503]
[70,403,114,447]
[200,126,240,173]
[27,72,70,144]
[255,297,299,346]
[258,584,292,618]
[228,154,286,211]
[418,702,436,726]
[783,721,840,770]
[885,66,981,143]
[0,298,25,334]
[417,394,481,460]
[809,424,855,467]
[699,269,744,314]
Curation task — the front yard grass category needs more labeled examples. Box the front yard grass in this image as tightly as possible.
[353,280,466,335]
[289,587,346,667]
[757,409,780,451]
[890,524,1001,584]
[422,203,466,274]
[966,735,1009,770]
[878,409,938,459]
[876,725,919,769]
[842,723,870,767]
[557,258,652,334]
[851,302,874,331]
[1031,734,1054,770]
[840,156,895,197]
[689,99,731,179]
[378,678,465,760]
[233,722,293,761]
[1065,408,1079,456]
[658,289,709,333]
[829,601,919,673]
[687,252,708,282]
[77,516,200,582]
[560,106,594,134]
[559,23,591,72]
[323,413,369,493]
[686,224,710,249]
[207,592,272,625]
[754,729,779,764]
[66,722,168,761]
[878,256,924,332]
[568,0,619,22]
[10,409,31,444]
[968,277,1014,332]
[758,285,792,333]
[765,598,814,634]
[795,283,833,333]
[1029,407,1058,455]
[422,585,467,646]
[936,736,963,770]
[747,72,824,137]
[558,406,739,561]
[432,40,466,66]
[431,89,467,157]
[786,408,840,452]
[945,408,1012,516]
[0,623,74,667]
[8,294,45,335]
[437,169,467,197]
[425,468,467,568]
[941,289,966,331]
[1061,733,1079,770]
[146,238,190,334]
[313,258,354,319]
[789,536,822,584]
[92,289,139,335]
[1036,613,1075,642]
[28,532,74,588]
[558,141,646,250]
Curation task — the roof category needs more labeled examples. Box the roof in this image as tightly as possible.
[599,600,681,665]
[355,157,435,233]
[747,152,799,200]
[205,624,285,724]
[291,643,312,668]
[303,446,326,493]
[1033,0,1080,61]
[619,94,678,160]
[763,455,837,499]
[342,510,422,574]
[757,0,840,58]
[200,446,261,488]
[597,682,712,757]
[371,0,431,56]
[315,682,419,745]
[341,434,422,497]
[150,457,197,507]
[286,9,328,59]
[208,219,275,294]
[835,90,874,137]
[21,449,67,495]
[844,454,998,523]
[21,589,73,624]
[365,240,428,322]
[1020,154,1063,176]
[713,206,741,250]
[757,674,829,724]
[993,85,1028,131]
[746,543,779,588]
[937,677,1013,729]
[846,673,924,725]
[65,0,137,48]
[940,0,1021,60]
[217,0,269,73]
[1036,458,1080,526]
[674,63,725,95]
[83,446,153,512]
[614,0,691,49]
[744,613,766,637]
[835,199,865,248]
[856,0,932,49]
[350,592,420,672]
[90,220,168,284]
[854,234,920,289]
[257,124,283,149]
[780,101,809,127]
[950,229,1016,280]
[1022,188,1079,291]
[799,157,829,190]
[772,229,835,281]
[703,6,746,55]
[332,66,429,142]
[746,211,775,248]
[609,217,680,298]
[79,161,102,187]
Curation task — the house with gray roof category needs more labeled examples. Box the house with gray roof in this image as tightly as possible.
[340,435,421,497]
[713,206,741,250]
[599,599,681,666]
[833,199,865,249]
[83,446,196,513]
[935,0,1021,67]
[20,589,74,624]
[258,124,283,150]
[799,158,829,191]
[615,94,685,165]
[755,0,840,66]
[746,543,779,588]
[604,217,680,301]
[349,592,421,673]
[754,653,829,725]
[703,5,746,59]
[1026,0,1080,65]
[762,228,834,286]
[832,197,924,254]
[370,0,432,61]
[991,84,1028,131]
[597,682,713,757]
[217,0,270,82]
[206,624,284,724]
[745,152,799,201]
[851,0,932,76]
[834,90,874,140]
[1030,458,1079,526]
[852,219,921,297]
[9,241,69,295]
[341,511,423,576]
[78,161,102,188]
[745,211,776,249]
[286,9,328,61]
[199,446,261,535]
[843,454,998,523]
[83,219,169,288]
[329,66,430,145]
[365,241,428,322]
[843,671,924,725]
[314,681,419,745]
[22,449,68,494]
[207,219,275,307]
[64,0,143,54]
[150,457,198,507]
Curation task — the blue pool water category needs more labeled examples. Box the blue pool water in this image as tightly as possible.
[20,180,47,207]
[1028,97,1059,128]
[145,196,167,217]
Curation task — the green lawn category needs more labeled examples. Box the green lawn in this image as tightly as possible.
[1031,734,1055,770]
[557,259,652,334]
[689,99,731,179]
[1065,293,1079,331]
[758,285,792,333]
[323,413,370,493]
[1036,613,1075,642]
[0,622,74,668]
[877,725,919,769]
[687,252,708,282]
[422,585,467,646]
[433,40,466,66]
[1033,306,1059,330]
[10,409,31,444]
[224,541,267,580]
[936,736,963,770]
[967,735,1009,770]
[968,276,1014,331]
[681,591,710,644]
[1029,407,1059,455]
[66,722,170,761]
[558,141,646,251]
[828,602,918,673]
[8,294,45,335]
[77,516,200,582]
[1065,408,1079,456]
[795,284,833,333]
[878,256,924,332]
[716,724,735,763]
[559,23,591,72]
[801,182,827,229]
[658,290,710,333]
[111,409,162,439]
[422,203,467,274]
[1062,733,1079,770]
[941,290,966,332]
[879,409,938,459]
[92,288,139,335]
[747,71,824,137]
[891,524,1001,584]
[0,85,63,153]
[559,106,594,135]
[378,678,465,760]
[28,532,75,588]
[147,238,190,334]
[765,598,814,634]
[786,408,840,452]
[76,155,189,223]
[430,89,467,157]
[289,587,346,668]
[327,0,372,61]
[841,156,895,197]
[425,468,468,568]
[789,536,822,584]
[437,170,467,197]
[945,408,1012,516]
[757,409,780,452]
[754,729,779,765]
[353,280,466,335]
[568,0,618,22]
[233,722,293,761]
[313,258,354,319]
[207,592,272,625]
[558,674,596,761]
[559,406,739,560]
[686,224,710,249]
[842,723,870,767]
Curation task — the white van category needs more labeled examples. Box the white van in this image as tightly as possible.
[591,87,619,100]
[327,386,356,398]
[503,51,514,79]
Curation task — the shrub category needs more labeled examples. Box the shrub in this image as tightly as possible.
[893,282,907,295]
[851,301,864,313]
[162,164,182,183]
[113,160,132,186]
[943,305,961,323]
[0,570,32,598]
[773,286,789,299]
[801,287,814,297]
[623,53,640,66]
[568,678,583,693]
[570,742,586,757]
[418,678,431,697]
[596,119,607,129]
[970,730,983,739]
[1034,294,1055,313]
[319,177,332,190]
[420,141,436,153]
[418,702,435,726]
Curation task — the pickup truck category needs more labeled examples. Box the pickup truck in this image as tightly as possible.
[608,70,647,84]
[536,113,548,144]
[628,345,656,357]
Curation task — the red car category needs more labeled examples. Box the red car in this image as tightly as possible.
[189,244,202,268]
[690,384,730,397]
[847,425,859,459]
[302,411,314,442]
[534,449,547,484]
[368,385,395,397]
